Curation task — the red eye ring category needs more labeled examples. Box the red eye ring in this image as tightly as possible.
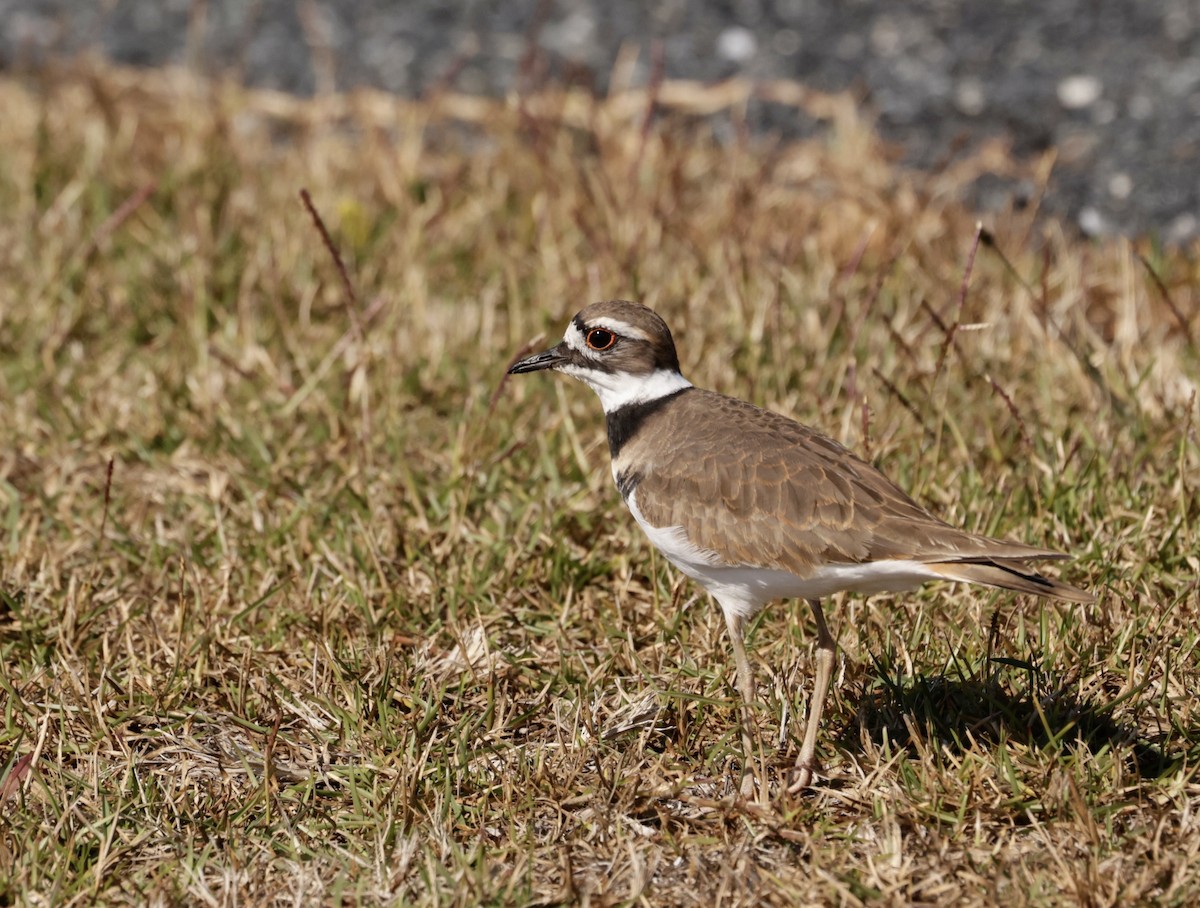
[586,328,616,351]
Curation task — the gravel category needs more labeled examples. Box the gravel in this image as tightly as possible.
[4,0,1198,241]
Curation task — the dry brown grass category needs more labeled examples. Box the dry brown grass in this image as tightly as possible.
[0,59,1198,906]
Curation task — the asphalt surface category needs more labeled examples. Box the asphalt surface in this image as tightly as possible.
[5,0,1199,242]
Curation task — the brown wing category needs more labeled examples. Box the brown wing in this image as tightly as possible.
[621,389,1069,577]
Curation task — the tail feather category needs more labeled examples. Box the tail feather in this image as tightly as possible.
[925,559,1094,604]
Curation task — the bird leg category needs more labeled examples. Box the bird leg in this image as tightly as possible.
[790,597,837,792]
[722,609,763,799]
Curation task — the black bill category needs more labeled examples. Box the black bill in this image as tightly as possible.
[507,345,567,374]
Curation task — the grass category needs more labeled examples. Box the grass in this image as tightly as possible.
[0,59,1197,905]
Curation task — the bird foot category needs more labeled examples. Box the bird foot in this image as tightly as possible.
[787,760,819,794]
[739,771,757,800]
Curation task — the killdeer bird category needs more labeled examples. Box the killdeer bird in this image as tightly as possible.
[508,300,1092,792]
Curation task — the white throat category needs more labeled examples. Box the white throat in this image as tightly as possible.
[560,365,693,414]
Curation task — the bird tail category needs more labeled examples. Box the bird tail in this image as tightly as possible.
[925,559,1095,604]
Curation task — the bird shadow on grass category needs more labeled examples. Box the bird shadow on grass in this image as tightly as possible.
[839,646,1178,780]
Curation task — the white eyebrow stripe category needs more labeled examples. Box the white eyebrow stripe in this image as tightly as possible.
[585,317,649,341]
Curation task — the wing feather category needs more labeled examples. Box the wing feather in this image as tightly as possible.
[622,389,1070,578]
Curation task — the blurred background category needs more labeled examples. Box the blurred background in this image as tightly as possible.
[4,0,1198,242]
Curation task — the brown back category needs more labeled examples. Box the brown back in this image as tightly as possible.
[617,388,1067,577]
